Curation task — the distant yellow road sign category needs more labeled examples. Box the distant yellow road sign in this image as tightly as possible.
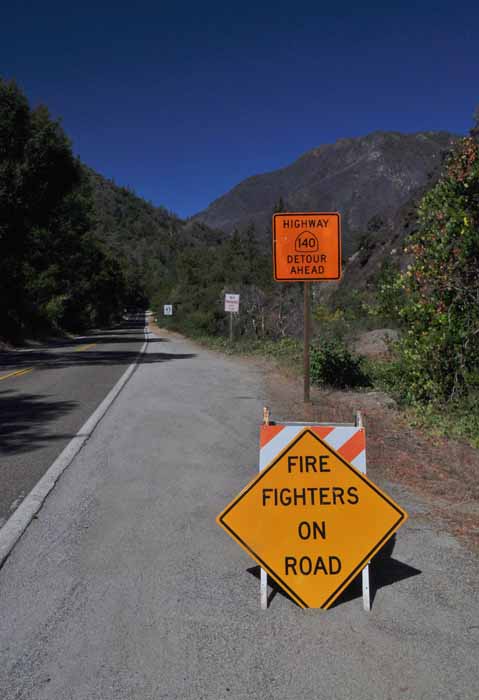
[273,212,341,281]
[217,428,408,609]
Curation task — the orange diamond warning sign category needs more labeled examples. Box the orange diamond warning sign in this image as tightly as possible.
[217,428,408,609]
[273,212,341,281]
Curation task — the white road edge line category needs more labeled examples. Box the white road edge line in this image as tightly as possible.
[0,319,149,569]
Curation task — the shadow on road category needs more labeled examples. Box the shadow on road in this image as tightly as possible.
[0,389,78,455]
[0,348,195,372]
[330,535,422,609]
[0,318,196,455]
[0,319,195,372]
[247,535,421,610]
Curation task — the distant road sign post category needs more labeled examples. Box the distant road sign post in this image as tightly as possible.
[224,293,240,341]
[272,212,342,402]
[163,304,173,316]
[217,425,408,609]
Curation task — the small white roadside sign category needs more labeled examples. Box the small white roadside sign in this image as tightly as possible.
[163,304,173,316]
[224,294,240,313]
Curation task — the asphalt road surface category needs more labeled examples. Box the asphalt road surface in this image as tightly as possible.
[0,328,478,699]
[0,317,144,527]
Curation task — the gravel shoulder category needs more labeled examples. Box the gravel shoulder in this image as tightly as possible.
[259,360,479,553]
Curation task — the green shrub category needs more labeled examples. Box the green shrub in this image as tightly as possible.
[378,137,479,403]
[398,391,479,448]
[258,337,302,361]
[310,339,370,388]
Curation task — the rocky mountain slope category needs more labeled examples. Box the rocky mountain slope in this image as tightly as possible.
[192,131,457,257]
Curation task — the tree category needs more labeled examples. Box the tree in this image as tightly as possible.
[471,106,479,143]
[0,79,86,336]
[382,136,479,402]
[0,79,32,337]
[273,196,287,213]
[0,79,131,338]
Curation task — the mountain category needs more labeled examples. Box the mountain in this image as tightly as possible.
[192,131,457,257]
[85,167,224,300]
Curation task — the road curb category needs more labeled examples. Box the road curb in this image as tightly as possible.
[0,324,150,570]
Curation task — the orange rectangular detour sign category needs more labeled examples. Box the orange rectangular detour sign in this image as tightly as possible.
[273,212,341,281]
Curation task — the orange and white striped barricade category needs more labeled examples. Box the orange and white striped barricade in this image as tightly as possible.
[259,411,371,611]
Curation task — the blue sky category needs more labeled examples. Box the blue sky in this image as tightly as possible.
[2,1,478,217]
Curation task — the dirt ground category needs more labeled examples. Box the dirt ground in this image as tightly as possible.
[262,361,479,553]
[149,318,479,553]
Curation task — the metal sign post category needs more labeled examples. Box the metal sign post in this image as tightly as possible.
[224,293,240,342]
[272,212,341,404]
[304,282,311,403]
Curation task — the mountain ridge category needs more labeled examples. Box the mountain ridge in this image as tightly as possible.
[191,130,458,257]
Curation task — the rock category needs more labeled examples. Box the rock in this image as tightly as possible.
[361,390,397,409]
[354,328,399,357]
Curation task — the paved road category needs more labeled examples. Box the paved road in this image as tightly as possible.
[0,317,144,526]
[0,329,478,699]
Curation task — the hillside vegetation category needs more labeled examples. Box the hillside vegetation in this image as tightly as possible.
[0,78,220,342]
[0,79,147,342]
[377,135,479,405]
[87,167,224,304]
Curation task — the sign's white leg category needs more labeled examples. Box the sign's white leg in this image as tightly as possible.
[260,568,268,610]
[355,410,371,613]
[362,564,371,611]
[260,407,270,609]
